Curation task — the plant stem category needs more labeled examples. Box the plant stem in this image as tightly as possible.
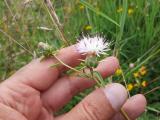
[114,0,128,56]
[53,54,80,73]
[44,0,70,46]
[0,29,34,56]
[143,86,160,96]
[120,108,131,120]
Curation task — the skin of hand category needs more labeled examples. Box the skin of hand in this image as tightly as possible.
[0,45,147,120]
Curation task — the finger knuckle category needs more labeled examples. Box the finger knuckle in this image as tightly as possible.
[80,100,102,120]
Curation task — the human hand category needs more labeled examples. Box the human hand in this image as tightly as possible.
[0,45,146,120]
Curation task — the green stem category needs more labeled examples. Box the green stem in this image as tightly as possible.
[44,0,70,46]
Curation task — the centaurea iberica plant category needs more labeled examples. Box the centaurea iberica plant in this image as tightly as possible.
[76,35,110,86]
[76,35,131,120]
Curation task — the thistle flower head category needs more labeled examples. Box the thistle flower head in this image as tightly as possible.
[76,35,110,56]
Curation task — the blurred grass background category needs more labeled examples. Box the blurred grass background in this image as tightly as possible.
[0,0,160,119]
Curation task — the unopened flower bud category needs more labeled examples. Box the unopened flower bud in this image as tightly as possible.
[85,56,98,68]
[38,42,50,50]
[129,63,135,68]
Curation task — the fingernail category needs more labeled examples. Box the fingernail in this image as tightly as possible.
[103,83,127,111]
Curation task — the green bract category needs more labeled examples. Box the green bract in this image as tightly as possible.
[85,56,98,68]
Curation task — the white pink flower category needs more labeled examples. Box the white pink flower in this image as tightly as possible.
[76,35,110,56]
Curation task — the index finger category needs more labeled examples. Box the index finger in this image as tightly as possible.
[6,45,85,91]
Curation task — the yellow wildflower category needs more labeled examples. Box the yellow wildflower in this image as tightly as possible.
[140,66,147,71]
[117,7,123,13]
[133,72,140,78]
[139,66,147,76]
[127,83,134,91]
[115,69,122,76]
[128,8,134,15]
[84,25,92,31]
[79,5,85,10]
[140,70,147,76]
[141,81,147,87]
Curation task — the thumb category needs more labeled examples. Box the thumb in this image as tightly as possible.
[58,83,128,120]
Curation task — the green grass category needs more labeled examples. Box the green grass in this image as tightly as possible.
[0,0,160,119]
